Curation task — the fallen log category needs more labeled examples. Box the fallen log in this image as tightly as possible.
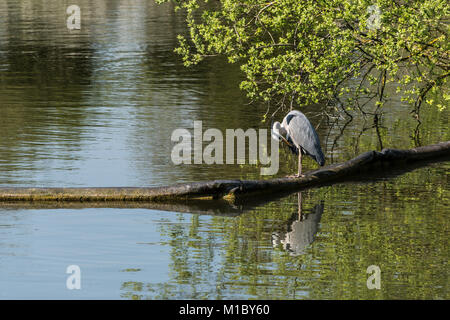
[0,141,448,203]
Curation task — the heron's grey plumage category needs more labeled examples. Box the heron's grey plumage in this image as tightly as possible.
[281,110,325,166]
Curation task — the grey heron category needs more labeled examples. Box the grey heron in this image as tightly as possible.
[272,110,325,177]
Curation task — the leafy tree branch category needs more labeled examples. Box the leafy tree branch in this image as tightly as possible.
[158,0,449,119]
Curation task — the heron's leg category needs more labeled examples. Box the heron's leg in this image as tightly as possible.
[298,152,302,176]
[287,151,304,178]
[298,192,303,221]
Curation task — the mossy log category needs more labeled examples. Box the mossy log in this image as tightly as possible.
[0,141,448,203]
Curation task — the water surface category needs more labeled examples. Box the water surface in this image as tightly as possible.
[0,0,448,299]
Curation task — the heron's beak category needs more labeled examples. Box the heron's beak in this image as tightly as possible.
[279,135,293,147]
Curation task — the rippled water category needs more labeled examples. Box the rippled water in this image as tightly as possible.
[0,1,448,299]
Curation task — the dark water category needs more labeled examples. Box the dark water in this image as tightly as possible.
[0,1,448,299]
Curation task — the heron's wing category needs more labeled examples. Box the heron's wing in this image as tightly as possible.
[286,135,299,155]
[283,111,325,165]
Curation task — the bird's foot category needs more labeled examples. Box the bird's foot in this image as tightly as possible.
[286,174,305,179]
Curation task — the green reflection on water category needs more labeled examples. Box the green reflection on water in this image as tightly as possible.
[120,163,448,300]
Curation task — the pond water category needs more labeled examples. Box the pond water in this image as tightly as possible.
[0,1,448,299]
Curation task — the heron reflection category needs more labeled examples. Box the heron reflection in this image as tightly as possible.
[272,192,324,256]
